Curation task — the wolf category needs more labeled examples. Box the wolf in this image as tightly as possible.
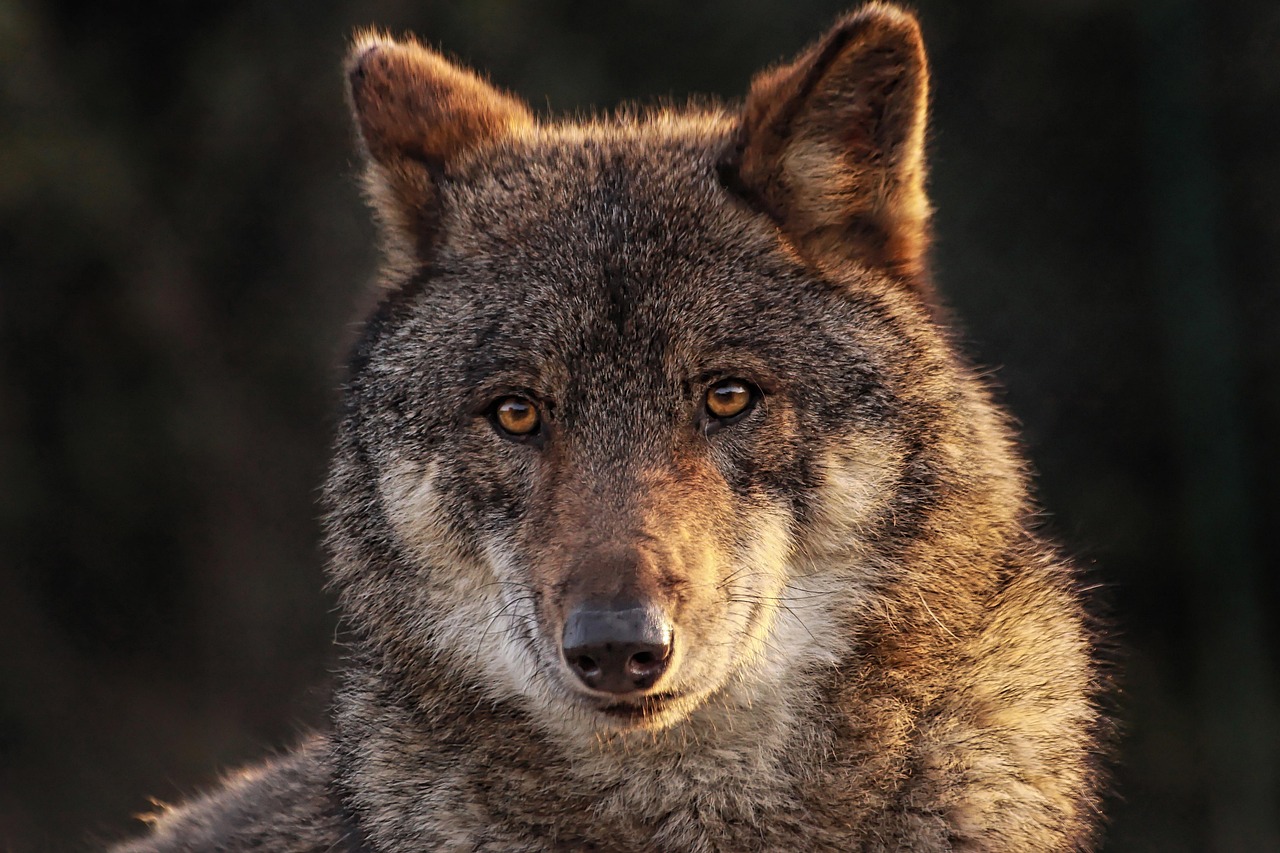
[113,3,1106,851]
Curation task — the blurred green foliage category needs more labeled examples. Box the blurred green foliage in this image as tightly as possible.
[1,0,1277,849]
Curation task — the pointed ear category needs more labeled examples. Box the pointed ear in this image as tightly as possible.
[722,3,931,283]
[345,32,534,263]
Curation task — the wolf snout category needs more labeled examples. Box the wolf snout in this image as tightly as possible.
[561,601,673,694]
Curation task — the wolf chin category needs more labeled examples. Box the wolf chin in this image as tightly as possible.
[114,4,1107,851]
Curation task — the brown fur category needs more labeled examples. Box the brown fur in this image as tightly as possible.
[347,31,533,265]
[725,3,931,283]
[113,5,1107,851]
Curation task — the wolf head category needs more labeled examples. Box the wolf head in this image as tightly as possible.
[327,3,1023,736]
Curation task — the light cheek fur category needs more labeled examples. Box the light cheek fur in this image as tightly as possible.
[800,438,905,562]
[722,505,848,685]
[375,458,544,703]
[722,445,903,707]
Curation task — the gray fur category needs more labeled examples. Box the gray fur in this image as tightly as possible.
[113,5,1107,851]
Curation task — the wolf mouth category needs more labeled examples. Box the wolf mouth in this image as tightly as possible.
[595,691,685,718]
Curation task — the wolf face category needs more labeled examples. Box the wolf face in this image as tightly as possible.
[328,6,1020,740]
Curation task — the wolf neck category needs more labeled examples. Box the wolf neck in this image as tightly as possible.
[331,641,844,848]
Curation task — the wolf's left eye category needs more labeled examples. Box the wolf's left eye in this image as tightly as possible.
[705,379,757,423]
[493,396,541,438]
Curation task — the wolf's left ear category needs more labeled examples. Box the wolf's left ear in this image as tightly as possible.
[346,32,534,264]
[722,3,931,284]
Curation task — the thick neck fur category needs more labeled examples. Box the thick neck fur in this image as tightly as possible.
[332,632,920,851]
[334,652,804,846]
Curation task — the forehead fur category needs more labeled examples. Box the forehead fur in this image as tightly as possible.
[422,111,886,337]
[436,110,754,268]
[379,113,903,391]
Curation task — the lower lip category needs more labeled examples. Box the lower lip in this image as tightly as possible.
[595,693,682,718]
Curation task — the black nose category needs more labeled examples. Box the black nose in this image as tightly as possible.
[562,601,673,694]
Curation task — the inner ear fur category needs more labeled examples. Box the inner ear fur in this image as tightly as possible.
[723,3,931,284]
[346,32,533,264]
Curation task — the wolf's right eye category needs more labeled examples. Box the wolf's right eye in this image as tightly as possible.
[492,396,541,438]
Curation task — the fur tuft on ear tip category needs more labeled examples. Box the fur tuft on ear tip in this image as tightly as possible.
[344,30,421,99]
[345,29,388,75]
[839,1,923,34]
[823,2,926,69]
[345,33,395,101]
[347,28,395,64]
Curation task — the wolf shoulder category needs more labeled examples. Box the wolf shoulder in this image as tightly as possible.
[109,736,342,852]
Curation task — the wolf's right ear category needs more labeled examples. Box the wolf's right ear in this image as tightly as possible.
[346,33,534,264]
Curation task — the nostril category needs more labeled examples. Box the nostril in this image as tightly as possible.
[574,655,601,678]
[624,645,669,686]
[626,649,659,674]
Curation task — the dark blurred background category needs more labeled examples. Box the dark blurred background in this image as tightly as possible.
[2,0,1277,849]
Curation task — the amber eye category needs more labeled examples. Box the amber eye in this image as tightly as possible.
[705,379,755,421]
[494,396,541,436]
